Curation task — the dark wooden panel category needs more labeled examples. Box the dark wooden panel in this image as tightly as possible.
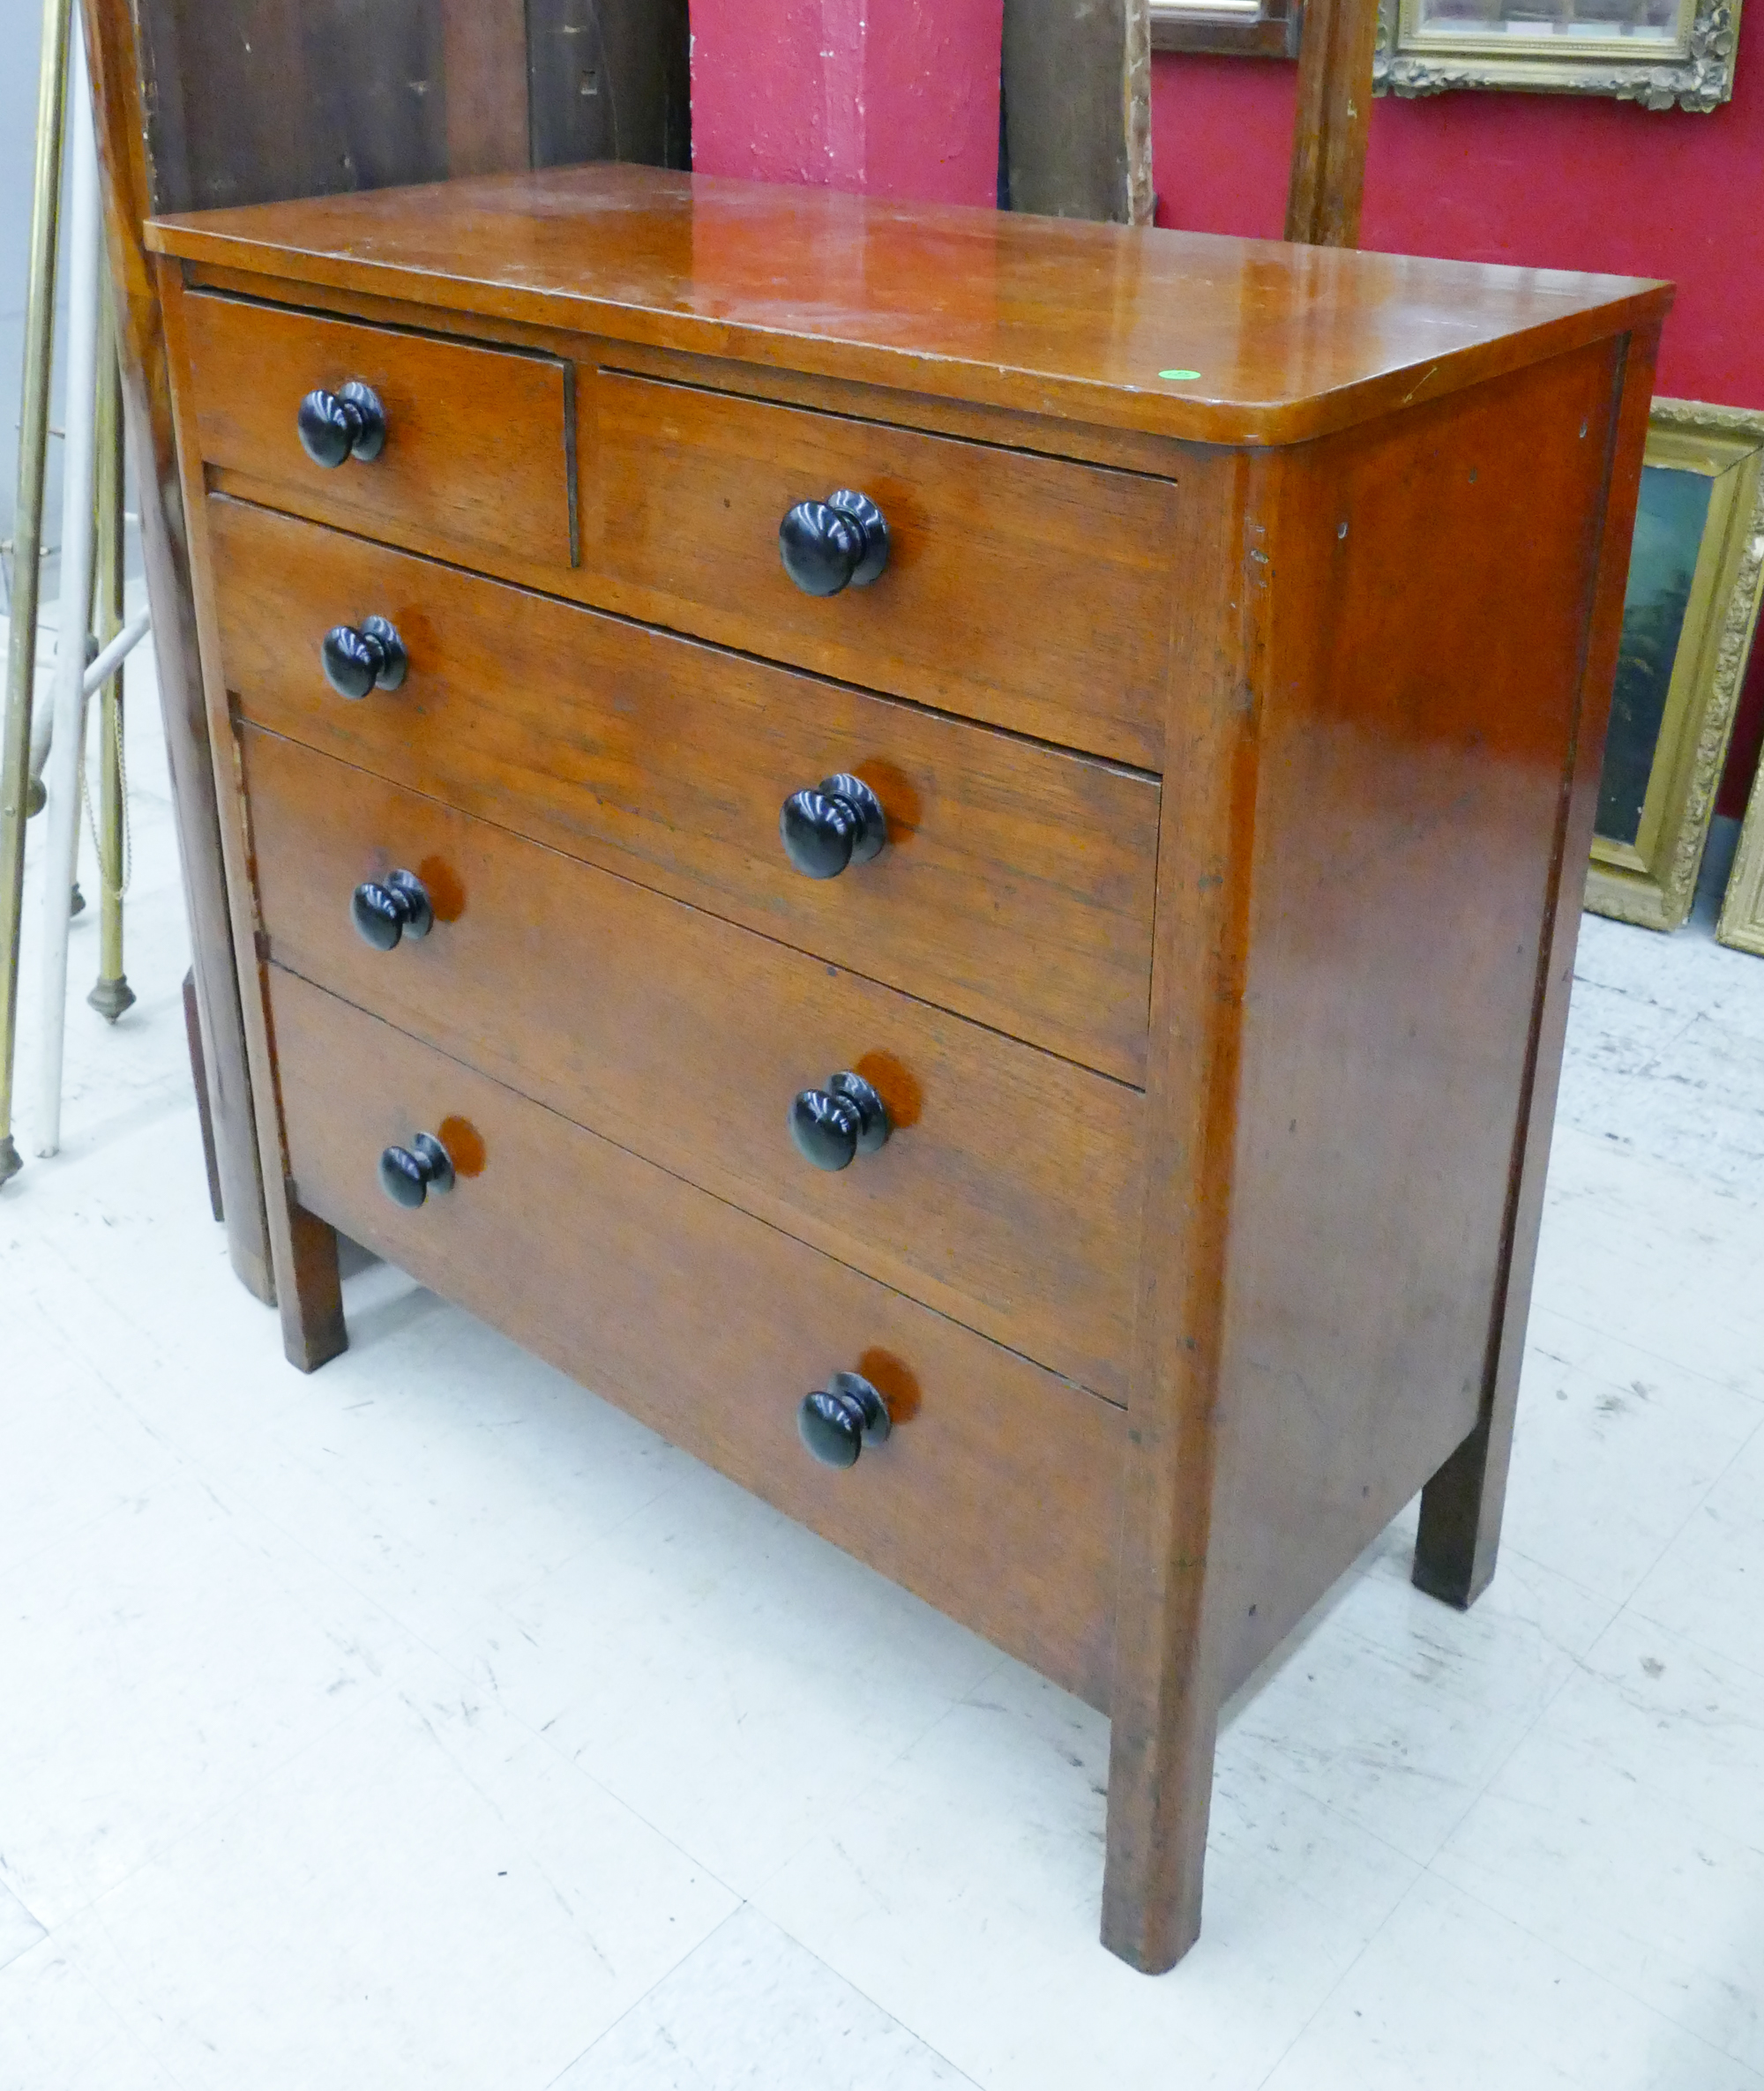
[1003,0,1152,224]
[208,497,1161,1086]
[272,967,1125,1708]
[243,727,1144,1399]
[137,0,449,214]
[441,0,533,178]
[83,0,274,1301]
[1285,0,1379,246]
[587,370,1179,769]
[180,294,576,567]
[527,0,691,172]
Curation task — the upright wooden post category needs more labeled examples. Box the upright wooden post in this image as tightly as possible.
[1284,0,1379,246]
[1003,0,1153,224]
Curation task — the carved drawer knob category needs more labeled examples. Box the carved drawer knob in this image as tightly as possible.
[378,1131,454,1209]
[321,616,407,699]
[297,381,387,467]
[779,489,889,596]
[798,1370,892,1467]
[779,772,886,879]
[789,1071,890,1171]
[351,870,433,952]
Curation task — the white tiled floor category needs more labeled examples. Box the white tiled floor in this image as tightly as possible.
[4,635,1763,2087]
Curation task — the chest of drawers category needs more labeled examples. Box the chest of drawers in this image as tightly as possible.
[146,167,1667,1971]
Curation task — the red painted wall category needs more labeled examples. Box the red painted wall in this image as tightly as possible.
[1150,21,1764,812]
[691,0,1004,206]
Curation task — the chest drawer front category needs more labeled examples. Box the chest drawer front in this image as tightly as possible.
[213,498,1158,1085]
[272,969,1123,1709]
[176,293,575,567]
[587,373,1177,771]
[246,728,1140,1400]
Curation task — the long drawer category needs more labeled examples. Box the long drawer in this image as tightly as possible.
[212,497,1160,1085]
[246,728,1141,1400]
[176,292,576,567]
[583,371,1178,769]
[272,968,1124,1708]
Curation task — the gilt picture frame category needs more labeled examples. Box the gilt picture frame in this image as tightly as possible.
[1584,400,1764,933]
[1372,0,1743,108]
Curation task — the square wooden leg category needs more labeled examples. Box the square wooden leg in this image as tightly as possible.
[279,1199,348,1372]
[1413,1396,1518,1611]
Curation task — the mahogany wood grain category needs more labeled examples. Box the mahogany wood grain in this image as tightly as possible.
[83,0,273,1301]
[208,498,1160,1086]
[179,293,575,567]
[1285,0,1380,247]
[243,726,1143,1400]
[1101,441,1262,1975]
[1209,337,1633,1695]
[273,967,1125,1707]
[157,258,348,1370]
[1412,324,1665,1610]
[440,0,532,179]
[145,165,1672,451]
[587,371,1177,768]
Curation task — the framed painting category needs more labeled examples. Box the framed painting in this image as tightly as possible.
[1373,0,1742,108]
[1716,749,1764,954]
[1585,400,1764,932]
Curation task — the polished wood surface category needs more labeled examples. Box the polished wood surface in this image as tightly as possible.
[209,497,1160,1084]
[82,0,273,1301]
[180,294,575,566]
[154,170,1667,1973]
[1413,326,1664,1611]
[146,164,1671,449]
[587,371,1178,767]
[243,727,1143,1399]
[273,967,1125,1707]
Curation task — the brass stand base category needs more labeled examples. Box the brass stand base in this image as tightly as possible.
[0,1133,20,1187]
[87,973,134,1021]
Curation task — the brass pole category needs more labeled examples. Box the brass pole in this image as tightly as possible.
[0,0,72,1185]
[87,271,131,1021]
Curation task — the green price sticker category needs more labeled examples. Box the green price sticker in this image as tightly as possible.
[1159,369,1201,382]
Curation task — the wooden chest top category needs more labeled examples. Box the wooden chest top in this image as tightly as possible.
[146,162,1667,446]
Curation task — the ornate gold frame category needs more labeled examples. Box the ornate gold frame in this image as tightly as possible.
[1585,400,1764,932]
[1373,0,1743,108]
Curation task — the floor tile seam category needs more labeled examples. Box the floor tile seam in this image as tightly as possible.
[1421,1851,1764,2082]
[25,1655,415,1943]
[1618,1590,1764,1692]
[11,1087,212,1191]
[744,1899,990,2090]
[1244,1862,1437,2091]
[415,1639,762,1910]
[5,1924,201,2091]
[1521,1305,1764,1409]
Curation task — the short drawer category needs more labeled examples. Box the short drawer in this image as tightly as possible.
[213,497,1159,1086]
[272,969,1124,1709]
[246,728,1141,1400]
[174,292,575,566]
[586,371,1178,770]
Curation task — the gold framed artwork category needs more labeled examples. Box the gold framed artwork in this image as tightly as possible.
[1585,400,1764,932]
[1717,752,1764,954]
[1373,0,1743,108]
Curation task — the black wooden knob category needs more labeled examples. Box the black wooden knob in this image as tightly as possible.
[352,870,434,951]
[798,1370,892,1468]
[297,381,386,467]
[321,616,407,699]
[378,1131,454,1209]
[789,1071,890,1172]
[779,773,886,878]
[779,489,889,596]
